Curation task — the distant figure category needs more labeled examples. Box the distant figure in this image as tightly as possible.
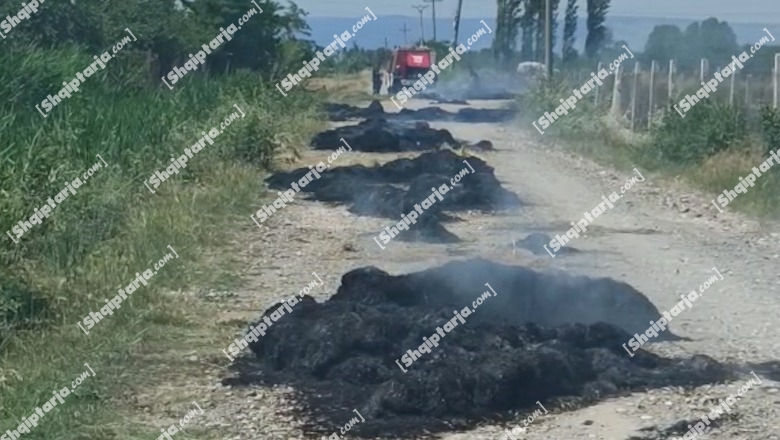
[371,67,381,95]
[468,64,481,89]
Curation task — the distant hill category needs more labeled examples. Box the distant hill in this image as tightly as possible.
[306,15,777,54]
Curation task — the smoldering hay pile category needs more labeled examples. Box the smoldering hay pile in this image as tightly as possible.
[225,259,735,438]
[316,100,513,153]
[265,150,521,243]
[324,100,515,124]
[416,90,517,101]
[311,118,459,153]
[325,100,385,121]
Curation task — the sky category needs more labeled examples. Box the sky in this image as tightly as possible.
[293,0,780,23]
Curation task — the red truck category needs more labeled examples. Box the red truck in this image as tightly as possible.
[377,46,437,94]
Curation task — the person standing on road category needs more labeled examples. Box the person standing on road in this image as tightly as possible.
[371,67,381,95]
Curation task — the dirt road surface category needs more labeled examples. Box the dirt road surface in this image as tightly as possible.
[202,99,780,440]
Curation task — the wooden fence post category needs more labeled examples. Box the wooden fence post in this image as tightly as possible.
[630,62,640,131]
[648,60,655,130]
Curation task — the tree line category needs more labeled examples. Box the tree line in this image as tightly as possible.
[492,0,611,68]
[492,1,778,75]
[0,0,314,82]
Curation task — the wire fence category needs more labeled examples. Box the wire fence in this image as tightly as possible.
[560,54,780,131]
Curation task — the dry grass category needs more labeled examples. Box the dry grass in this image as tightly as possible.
[538,110,780,220]
[688,146,780,217]
[308,69,373,101]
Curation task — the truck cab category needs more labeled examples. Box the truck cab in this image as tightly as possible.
[382,46,436,94]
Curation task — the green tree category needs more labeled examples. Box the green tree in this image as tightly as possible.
[643,25,683,63]
[585,0,609,59]
[492,0,524,68]
[534,0,544,61]
[698,18,739,66]
[0,0,311,79]
[520,0,537,61]
[183,0,293,74]
[663,18,739,71]
[0,0,184,52]
[562,0,578,64]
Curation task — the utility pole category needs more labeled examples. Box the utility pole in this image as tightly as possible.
[400,23,411,46]
[544,0,552,78]
[422,0,443,41]
[453,0,464,48]
[412,5,428,45]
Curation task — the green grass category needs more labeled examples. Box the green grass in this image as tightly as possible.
[0,46,324,439]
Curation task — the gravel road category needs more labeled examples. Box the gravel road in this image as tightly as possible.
[206,98,780,440]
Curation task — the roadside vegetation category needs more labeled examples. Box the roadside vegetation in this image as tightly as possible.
[521,75,780,218]
[0,1,323,438]
[484,1,780,218]
[509,11,780,219]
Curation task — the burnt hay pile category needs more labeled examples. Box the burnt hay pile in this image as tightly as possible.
[312,118,458,153]
[514,232,581,256]
[417,90,517,101]
[229,259,732,438]
[265,150,521,243]
[325,100,384,121]
[323,100,515,124]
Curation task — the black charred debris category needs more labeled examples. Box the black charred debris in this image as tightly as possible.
[225,259,732,438]
[312,118,458,153]
[265,150,521,243]
[324,100,515,124]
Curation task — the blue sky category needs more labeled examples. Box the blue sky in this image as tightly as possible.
[292,0,780,23]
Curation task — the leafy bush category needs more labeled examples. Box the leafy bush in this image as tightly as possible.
[651,101,747,164]
[523,76,601,134]
[759,106,780,156]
